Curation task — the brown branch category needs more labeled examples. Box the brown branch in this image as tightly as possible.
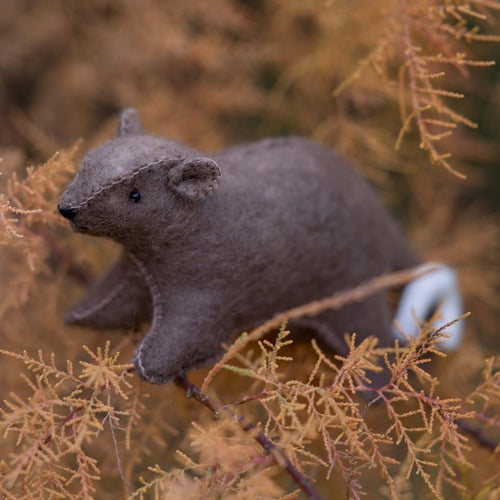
[174,375,323,500]
[42,367,135,447]
[43,402,86,446]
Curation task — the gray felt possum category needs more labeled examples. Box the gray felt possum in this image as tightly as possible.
[58,109,463,384]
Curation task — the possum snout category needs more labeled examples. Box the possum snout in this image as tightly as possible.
[58,204,89,233]
[58,205,78,220]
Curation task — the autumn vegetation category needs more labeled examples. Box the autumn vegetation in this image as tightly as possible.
[0,1,499,498]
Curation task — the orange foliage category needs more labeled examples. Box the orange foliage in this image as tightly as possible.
[0,1,499,499]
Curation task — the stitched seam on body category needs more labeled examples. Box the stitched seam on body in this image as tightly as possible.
[73,159,166,209]
[129,252,164,381]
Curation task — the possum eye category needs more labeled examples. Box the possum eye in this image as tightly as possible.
[129,189,141,203]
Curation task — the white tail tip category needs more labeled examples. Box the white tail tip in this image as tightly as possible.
[393,263,464,351]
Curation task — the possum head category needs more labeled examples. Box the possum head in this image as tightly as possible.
[58,109,221,246]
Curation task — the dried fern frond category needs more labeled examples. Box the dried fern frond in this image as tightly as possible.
[0,342,134,499]
[0,304,496,499]
[335,0,499,178]
[0,3,498,499]
[0,142,81,319]
[191,309,492,499]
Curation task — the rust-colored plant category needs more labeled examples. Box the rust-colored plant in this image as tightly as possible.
[334,0,500,178]
[0,1,499,499]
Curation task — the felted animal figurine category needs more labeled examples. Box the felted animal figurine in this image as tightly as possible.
[58,109,463,384]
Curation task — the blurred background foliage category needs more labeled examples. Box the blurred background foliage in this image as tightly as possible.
[0,0,499,498]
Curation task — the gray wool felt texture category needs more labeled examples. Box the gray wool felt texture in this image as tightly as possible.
[58,108,420,384]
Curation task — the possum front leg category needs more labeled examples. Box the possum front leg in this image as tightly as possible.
[65,252,152,330]
[133,289,228,384]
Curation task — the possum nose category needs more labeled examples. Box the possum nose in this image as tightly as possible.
[58,205,78,220]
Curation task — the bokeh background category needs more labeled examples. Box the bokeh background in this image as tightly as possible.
[1,1,499,498]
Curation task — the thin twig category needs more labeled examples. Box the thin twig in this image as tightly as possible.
[106,388,132,496]
[174,375,323,500]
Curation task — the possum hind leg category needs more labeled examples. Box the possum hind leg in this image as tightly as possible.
[293,293,394,389]
[65,252,152,330]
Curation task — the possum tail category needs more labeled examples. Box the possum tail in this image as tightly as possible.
[392,263,464,351]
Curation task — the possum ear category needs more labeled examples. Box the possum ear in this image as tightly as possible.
[117,108,144,136]
[168,158,221,199]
